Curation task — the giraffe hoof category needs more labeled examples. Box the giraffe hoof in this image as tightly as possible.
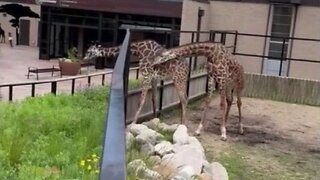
[239,129,244,135]
[220,136,227,141]
[194,131,201,136]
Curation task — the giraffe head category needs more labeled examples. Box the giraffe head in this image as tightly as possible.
[83,42,105,61]
[153,50,177,65]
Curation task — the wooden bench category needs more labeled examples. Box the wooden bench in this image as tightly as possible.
[27,66,61,80]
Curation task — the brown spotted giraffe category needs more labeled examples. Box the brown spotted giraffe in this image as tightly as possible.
[153,41,245,141]
[84,40,189,125]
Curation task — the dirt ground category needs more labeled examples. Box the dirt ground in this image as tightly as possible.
[161,97,320,180]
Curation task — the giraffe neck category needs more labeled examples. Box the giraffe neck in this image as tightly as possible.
[169,42,227,58]
[102,39,163,59]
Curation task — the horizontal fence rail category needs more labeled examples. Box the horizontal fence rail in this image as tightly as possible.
[0,71,113,101]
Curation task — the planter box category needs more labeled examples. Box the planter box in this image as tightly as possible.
[59,61,81,76]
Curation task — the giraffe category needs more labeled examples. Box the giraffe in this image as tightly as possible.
[152,41,245,141]
[84,40,189,125]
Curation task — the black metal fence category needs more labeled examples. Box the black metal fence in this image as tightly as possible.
[99,29,131,180]
[0,71,111,101]
[129,29,320,77]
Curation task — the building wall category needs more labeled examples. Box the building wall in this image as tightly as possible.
[181,0,320,80]
[0,2,40,47]
[180,0,270,73]
[289,6,320,80]
[179,0,210,45]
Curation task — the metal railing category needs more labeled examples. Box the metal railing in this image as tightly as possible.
[99,29,131,180]
[0,71,112,101]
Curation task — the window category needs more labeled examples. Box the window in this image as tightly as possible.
[264,4,295,76]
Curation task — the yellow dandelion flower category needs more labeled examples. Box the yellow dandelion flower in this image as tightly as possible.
[92,154,97,158]
[93,158,98,162]
[80,160,85,166]
[87,159,92,162]
[87,165,92,170]
[95,170,100,174]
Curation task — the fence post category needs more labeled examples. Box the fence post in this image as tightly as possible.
[71,79,75,95]
[9,85,13,101]
[99,29,130,180]
[233,31,238,54]
[51,81,57,95]
[279,38,286,76]
[31,84,35,97]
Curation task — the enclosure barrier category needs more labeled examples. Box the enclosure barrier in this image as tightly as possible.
[0,71,112,101]
[99,29,131,179]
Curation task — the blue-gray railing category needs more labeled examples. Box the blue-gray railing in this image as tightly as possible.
[99,29,131,180]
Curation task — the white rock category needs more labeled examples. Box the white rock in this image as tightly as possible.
[161,153,175,165]
[136,129,164,145]
[199,172,213,180]
[173,144,206,161]
[188,136,205,153]
[171,175,187,180]
[210,162,228,180]
[136,166,162,180]
[141,142,155,155]
[129,124,149,136]
[162,145,204,174]
[159,123,179,132]
[173,125,189,145]
[142,118,161,130]
[155,141,174,157]
[127,159,146,173]
[177,165,197,180]
[149,155,161,165]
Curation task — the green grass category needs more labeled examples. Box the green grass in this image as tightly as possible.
[0,86,109,179]
[128,79,143,91]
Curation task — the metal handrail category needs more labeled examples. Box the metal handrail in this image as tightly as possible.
[99,29,131,180]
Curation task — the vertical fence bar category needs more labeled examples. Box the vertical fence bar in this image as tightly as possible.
[31,84,35,97]
[158,32,169,116]
[136,69,139,79]
[102,74,105,86]
[187,32,195,97]
[99,29,130,180]
[233,31,238,54]
[279,38,286,76]
[9,85,13,101]
[88,76,91,87]
[51,81,57,95]
[71,79,75,95]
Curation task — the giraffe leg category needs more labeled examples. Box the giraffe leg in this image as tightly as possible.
[174,83,188,124]
[237,94,244,135]
[151,79,157,117]
[219,89,227,141]
[131,82,151,125]
[225,89,233,124]
[172,70,188,125]
[195,76,215,136]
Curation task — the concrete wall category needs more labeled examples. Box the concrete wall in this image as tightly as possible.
[0,2,40,47]
[289,6,320,80]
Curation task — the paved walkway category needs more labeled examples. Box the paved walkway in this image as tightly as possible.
[0,44,114,101]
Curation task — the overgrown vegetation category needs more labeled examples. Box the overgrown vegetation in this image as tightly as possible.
[0,86,109,179]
